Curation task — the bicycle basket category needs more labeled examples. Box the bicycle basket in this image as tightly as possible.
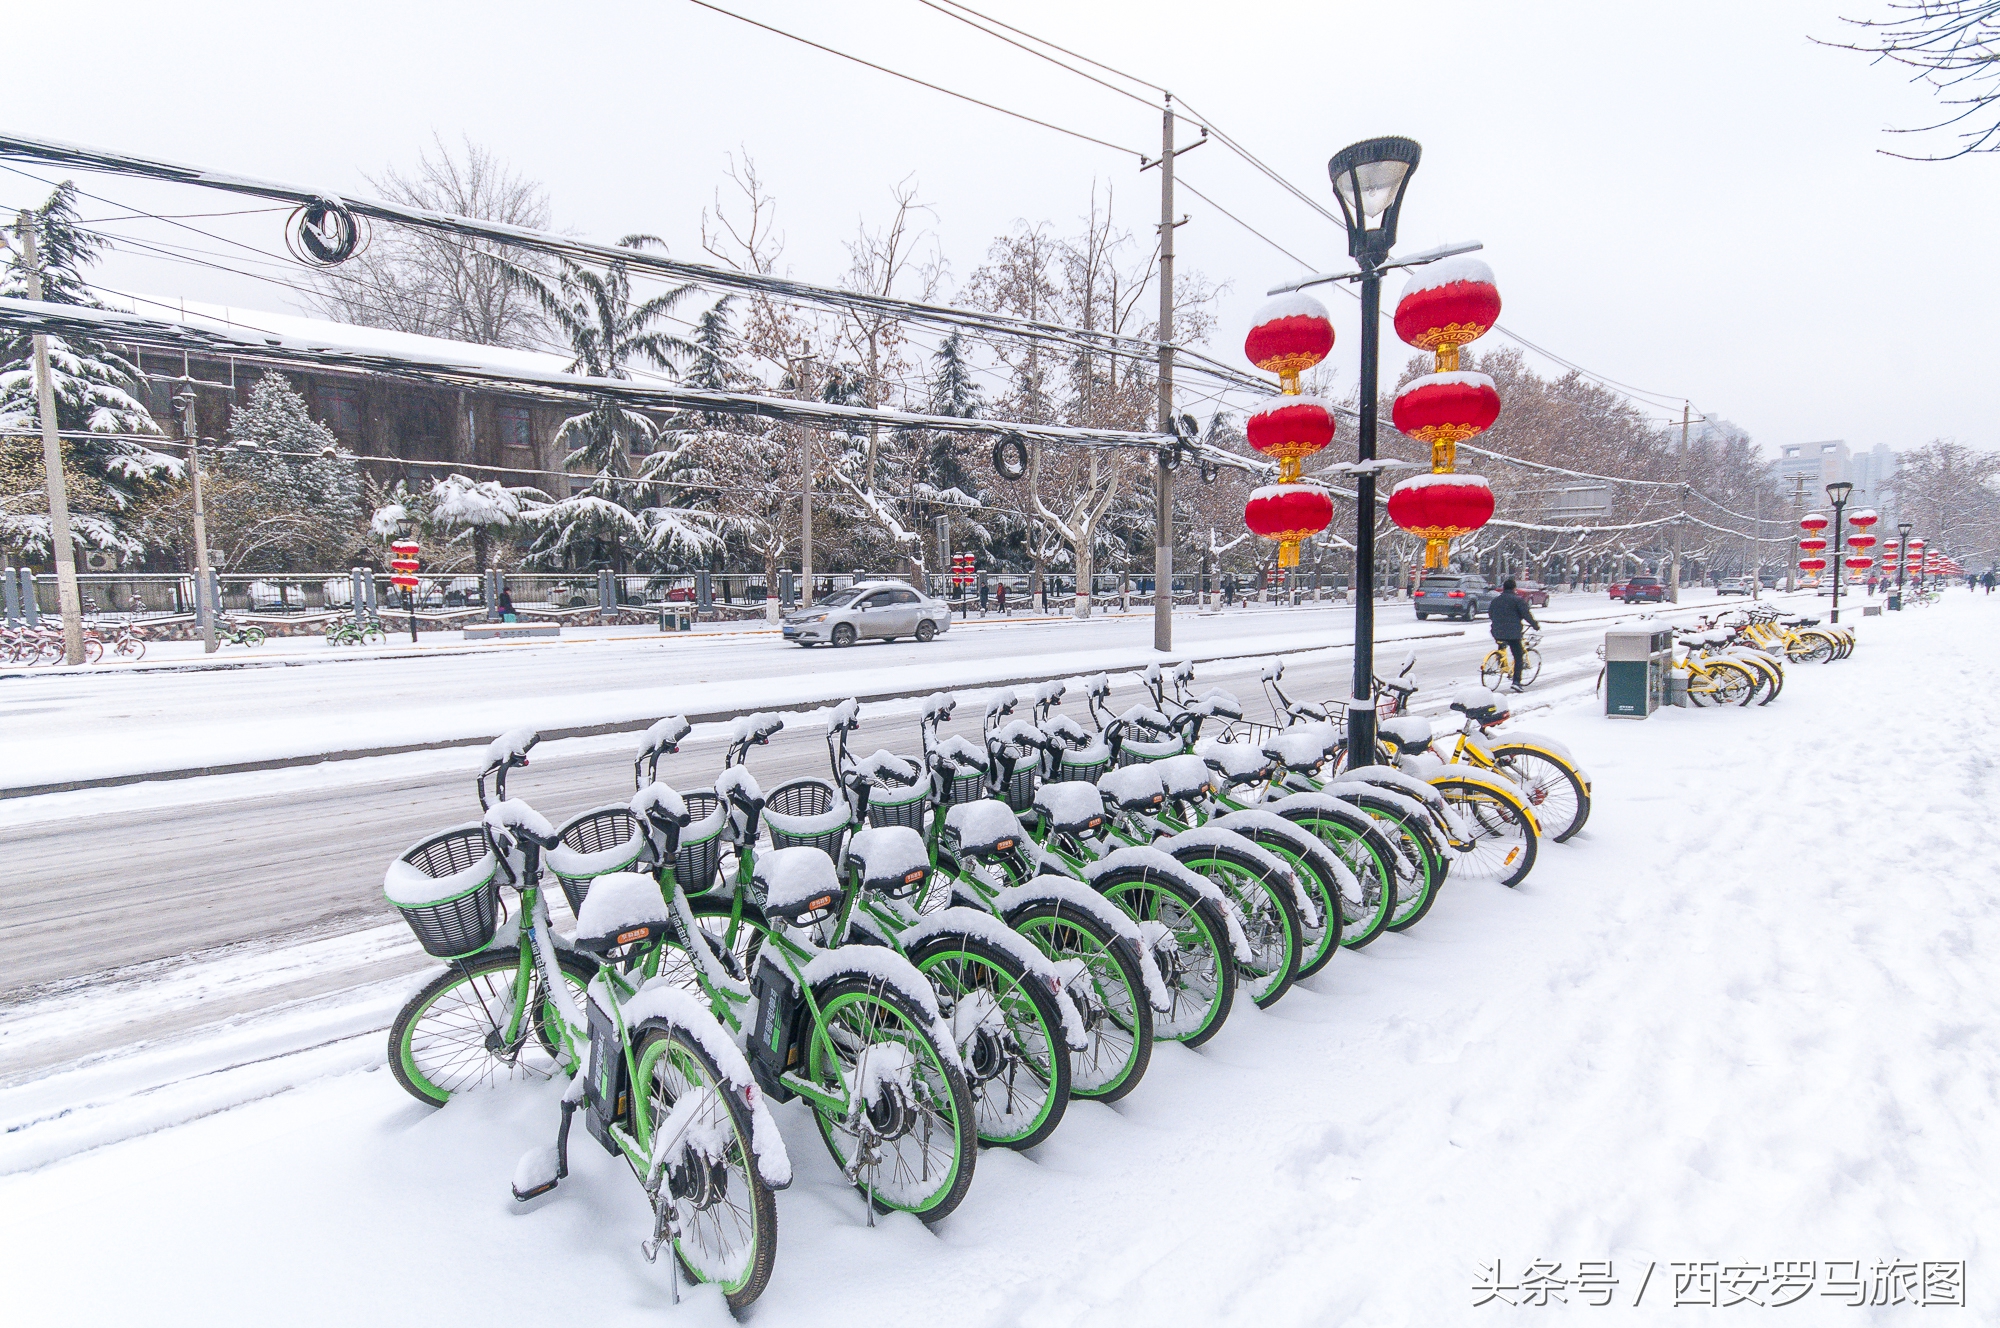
[1329,696,1399,735]
[387,827,500,959]
[941,767,988,806]
[1000,763,1037,812]
[764,778,851,856]
[677,790,724,895]
[551,807,645,916]
[865,779,929,830]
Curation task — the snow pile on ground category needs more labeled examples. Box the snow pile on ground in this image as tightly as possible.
[2,596,1995,1323]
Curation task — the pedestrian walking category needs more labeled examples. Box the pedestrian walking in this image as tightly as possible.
[1222,573,1236,607]
[1487,577,1540,691]
[996,580,1008,615]
[979,577,989,615]
[1983,570,1995,595]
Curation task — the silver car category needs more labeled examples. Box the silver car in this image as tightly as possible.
[783,581,953,647]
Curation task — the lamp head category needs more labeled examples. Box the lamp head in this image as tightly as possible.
[1898,521,1913,536]
[1825,480,1854,506]
[1327,137,1422,265]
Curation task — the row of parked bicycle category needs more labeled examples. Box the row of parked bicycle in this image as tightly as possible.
[1670,607,1858,708]
[380,656,1593,1310]
[0,621,151,665]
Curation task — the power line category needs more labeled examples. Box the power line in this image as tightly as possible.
[681,0,1146,158]
[911,0,1160,112]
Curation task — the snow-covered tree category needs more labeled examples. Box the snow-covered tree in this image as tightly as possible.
[488,236,716,571]
[0,182,176,559]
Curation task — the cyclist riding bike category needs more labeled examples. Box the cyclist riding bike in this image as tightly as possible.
[1487,578,1540,692]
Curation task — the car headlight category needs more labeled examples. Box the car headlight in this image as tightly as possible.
[804,613,828,623]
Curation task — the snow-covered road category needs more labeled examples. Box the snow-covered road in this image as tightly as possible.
[3,592,1991,1324]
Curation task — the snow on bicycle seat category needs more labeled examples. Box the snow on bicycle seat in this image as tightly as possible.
[943,800,1027,857]
[1378,717,1435,755]
[1098,763,1168,813]
[848,826,932,897]
[572,870,674,953]
[1034,781,1107,836]
[1263,727,1336,771]
[752,846,843,920]
[1451,687,1509,725]
[1202,740,1273,786]
[1158,753,1215,801]
[994,718,1048,751]
[1192,688,1244,720]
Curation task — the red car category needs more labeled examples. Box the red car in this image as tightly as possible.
[1621,575,1666,603]
[1516,580,1550,608]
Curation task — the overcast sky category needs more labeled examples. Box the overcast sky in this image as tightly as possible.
[8,0,1993,454]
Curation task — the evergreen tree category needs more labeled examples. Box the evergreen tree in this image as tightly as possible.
[923,332,983,499]
[0,182,175,558]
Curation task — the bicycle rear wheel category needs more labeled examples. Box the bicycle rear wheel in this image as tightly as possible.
[907,934,1069,1149]
[1432,777,1539,888]
[1491,747,1590,842]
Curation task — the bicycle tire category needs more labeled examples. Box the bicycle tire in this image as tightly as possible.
[1004,900,1153,1102]
[1352,797,1447,932]
[81,637,105,664]
[808,976,978,1222]
[1092,869,1237,1047]
[1431,776,1539,888]
[629,1022,778,1310]
[1169,843,1301,1008]
[387,945,597,1107]
[115,637,145,661]
[1276,804,1399,949]
[1490,746,1591,843]
[906,932,1070,1150]
[1213,823,1343,980]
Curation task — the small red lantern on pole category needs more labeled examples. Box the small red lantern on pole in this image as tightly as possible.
[1387,257,1503,569]
[1244,293,1335,395]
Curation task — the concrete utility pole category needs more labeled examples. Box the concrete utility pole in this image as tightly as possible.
[1785,473,1806,593]
[1668,401,1689,603]
[173,354,220,653]
[18,209,85,665]
[1152,99,1178,653]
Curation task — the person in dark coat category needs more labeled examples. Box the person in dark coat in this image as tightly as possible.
[1488,578,1540,689]
[497,588,516,623]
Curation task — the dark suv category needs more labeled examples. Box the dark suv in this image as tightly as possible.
[1414,574,1499,620]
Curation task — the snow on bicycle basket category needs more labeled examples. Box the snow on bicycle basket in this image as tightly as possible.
[547,804,649,915]
[384,822,500,959]
[936,734,991,805]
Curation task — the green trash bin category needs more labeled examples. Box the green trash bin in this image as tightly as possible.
[1605,627,1673,719]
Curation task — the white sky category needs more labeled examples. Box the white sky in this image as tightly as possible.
[7,0,1994,454]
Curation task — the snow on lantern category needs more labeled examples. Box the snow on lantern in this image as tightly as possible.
[1798,536,1829,553]
[1244,483,1333,569]
[1848,508,1879,531]
[1390,372,1502,473]
[1846,532,1877,552]
[1800,512,1829,533]
[1798,557,1828,573]
[1394,256,1501,374]
[1246,394,1338,483]
[1387,472,1496,570]
[1845,556,1875,572]
[1244,293,1334,394]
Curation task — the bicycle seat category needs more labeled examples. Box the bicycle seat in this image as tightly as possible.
[1192,688,1243,721]
[1262,727,1337,772]
[752,846,844,926]
[1157,754,1214,802]
[1097,764,1167,814]
[942,800,1027,858]
[1201,740,1273,787]
[858,748,921,786]
[1378,716,1435,756]
[1450,688,1509,727]
[1033,781,1108,836]
[846,826,930,899]
[572,870,675,954]
[1118,703,1175,736]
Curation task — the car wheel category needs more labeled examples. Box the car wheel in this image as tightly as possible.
[832,623,857,648]
[916,619,936,642]
[1415,612,1427,620]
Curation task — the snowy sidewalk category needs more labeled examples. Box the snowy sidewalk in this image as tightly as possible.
[3,595,1991,1324]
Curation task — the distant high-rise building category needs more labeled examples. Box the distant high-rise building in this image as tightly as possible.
[1774,438,1898,524]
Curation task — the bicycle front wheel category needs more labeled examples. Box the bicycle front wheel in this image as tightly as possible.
[1432,778,1538,887]
[631,1023,778,1310]
[1171,845,1301,1009]
[387,945,596,1106]
[1477,650,1505,689]
[1005,901,1152,1102]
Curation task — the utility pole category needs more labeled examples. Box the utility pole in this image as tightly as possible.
[18,209,85,665]
[174,357,220,653]
[791,353,818,610]
[1144,100,1202,654]
[1668,401,1689,603]
[1785,473,1805,593]
[1750,482,1762,601]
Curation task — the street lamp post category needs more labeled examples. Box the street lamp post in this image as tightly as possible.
[1825,480,1853,623]
[1326,136,1422,768]
[1895,521,1913,607]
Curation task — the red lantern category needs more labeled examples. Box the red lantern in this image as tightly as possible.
[1848,508,1878,530]
[1395,256,1500,372]
[1244,484,1333,569]
[1798,536,1828,553]
[1391,372,1501,470]
[1245,394,1337,481]
[1846,532,1877,551]
[390,539,421,590]
[1388,472,1495,569]
[1907,538,1926,551]
[1244,293,1334,393]
[1800,512,1829,533]
[1845,556,1874,571]
[1798,557,1828,572]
